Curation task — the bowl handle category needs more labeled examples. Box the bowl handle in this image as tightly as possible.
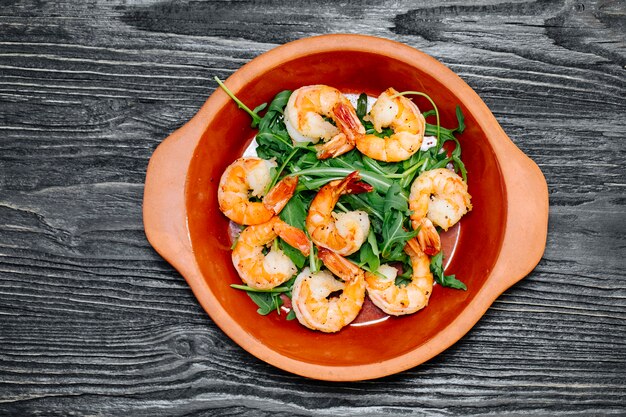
[143,117,205,276]
[490,128,549,292]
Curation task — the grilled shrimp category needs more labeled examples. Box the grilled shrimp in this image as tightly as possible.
[291,247,366,333]
[409,168,472,255]
[232,216,310,290]
[284,85,365,159]
[305,171,372,256]
[355,87,426,162]
[365,238,433,316]
[218,157,297,225]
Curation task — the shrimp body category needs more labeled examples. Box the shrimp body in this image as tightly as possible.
[284,85,365,159]
[355,88,426,162]
[218,157,297,225]
[409,168,472,255]
[291,247,366,333]
[232,216,310,290]
[365,239,433,316]
[306,171,372,256]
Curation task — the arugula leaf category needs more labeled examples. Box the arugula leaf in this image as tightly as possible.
[286,309,297,320]
[232,279,296,317]
[364,191,385,218]
[362,155,399,175]
[252,102,268,114]
[377,183,415,260]
[279,193,308,230]
[452,155,468,182]
[357,230,381,272]
[380,210,418,261]
[341,193,383,221]
[246,291,283,315]
[356,93,368,120]
[292,166,395,194]
[430,251,467,290]
[383,183,409,214]
[255,90,296,164]
[281,276,298,300]
[367,227,380,257]
[395,262,413,287]
[324,149,365,169]
[455,105,465,134]
[278,238,306,269]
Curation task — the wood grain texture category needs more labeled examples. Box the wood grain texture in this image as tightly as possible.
[0,0,624,415]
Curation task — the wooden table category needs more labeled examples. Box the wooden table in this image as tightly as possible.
[1,1,624,415]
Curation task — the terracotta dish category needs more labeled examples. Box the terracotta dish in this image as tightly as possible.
[143,34,548,381]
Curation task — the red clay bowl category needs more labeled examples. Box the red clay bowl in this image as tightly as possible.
[143,34,548,381]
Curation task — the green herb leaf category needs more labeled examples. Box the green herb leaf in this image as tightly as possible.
[362,155,399,175]
[279,193,308,230]
[394,276,412,287]
[292,166,395,195]
[358,230,381,272]
[246,291,284,315]
[430,251,467,290]
[252,102,268,114]
[380,210,418,260]
[286,309,297,321]
[255,90,296,164]
[356,93,368,119]
[455,105,465,134]
[383,183,409,214]
[278,238,306,269]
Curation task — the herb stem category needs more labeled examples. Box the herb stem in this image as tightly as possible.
[335,202,349,213]
[290,167,397,194]
[309,241,319,273]
[361,156,387,176]
[400,158,426,178]
[265,147,299,194]
[214,76,261,126]
[230,284,290,293]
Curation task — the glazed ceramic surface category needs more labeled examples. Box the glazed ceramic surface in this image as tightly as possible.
[143,34,548,381]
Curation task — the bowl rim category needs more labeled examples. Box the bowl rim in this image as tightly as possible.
[143,34,549,381]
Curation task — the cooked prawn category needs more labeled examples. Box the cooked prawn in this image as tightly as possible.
[409,168,472,255]
[355,87,426,162]
[291,247,366,333]
[365,238,433,316]
[218,157,297,225]
[232,216,310,290]
[284,85,365,159]
[306,171,372,256]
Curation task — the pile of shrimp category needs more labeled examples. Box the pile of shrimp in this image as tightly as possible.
[217,85,472,333]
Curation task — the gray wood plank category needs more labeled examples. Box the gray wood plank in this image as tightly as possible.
[0,0,624,415]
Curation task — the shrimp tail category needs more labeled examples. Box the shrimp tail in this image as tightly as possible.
[263,176,298,215]
[332,102,365,141]
[317,247,363,283]
[339,171,374,195]
[404,236,424,257]
[414,218,441,256]
[273,219,311,256]
[315,133,354,159]
[315,102,366,159]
